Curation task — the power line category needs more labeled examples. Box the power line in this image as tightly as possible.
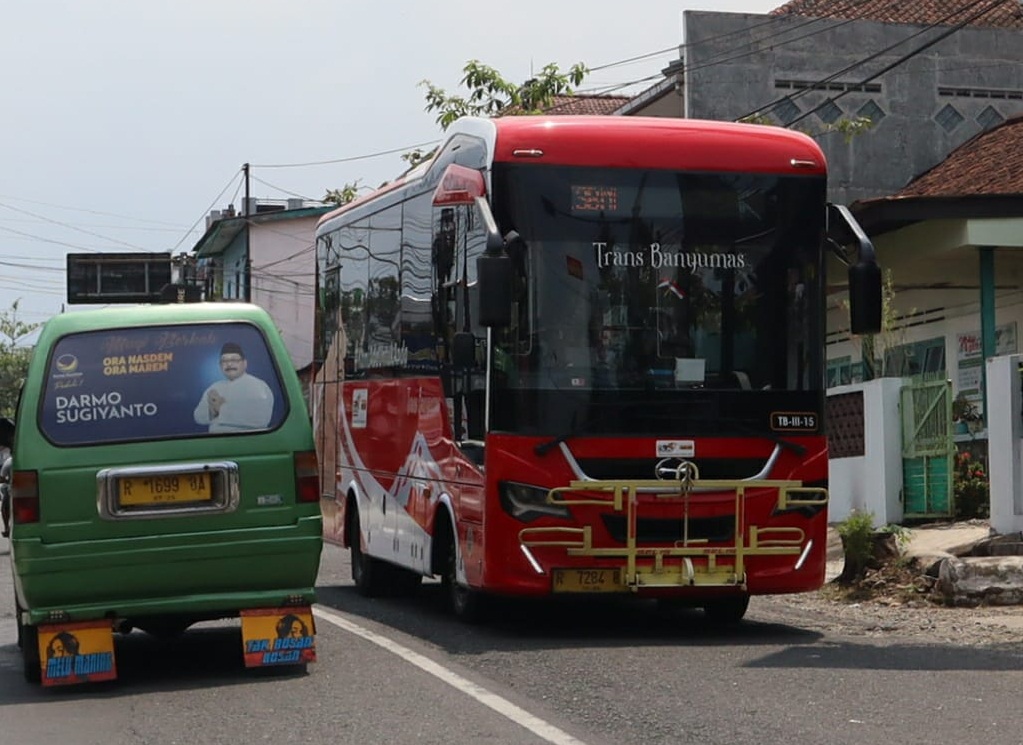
[248,175,321,203]
[0,224,119,253]
[0,193,190,228]
[249,140,441,169]
[171,170,244,253]
[0,200,151,251]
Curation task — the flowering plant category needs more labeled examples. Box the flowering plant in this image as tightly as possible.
[953,450,989,519]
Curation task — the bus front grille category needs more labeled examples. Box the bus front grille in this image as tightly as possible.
[601,514,734,545]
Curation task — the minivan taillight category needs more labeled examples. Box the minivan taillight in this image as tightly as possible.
[12,469,39,524]
[294,451,319,503]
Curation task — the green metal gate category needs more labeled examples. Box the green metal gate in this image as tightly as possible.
[901,378,954,518]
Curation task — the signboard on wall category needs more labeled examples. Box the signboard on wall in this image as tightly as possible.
[66,253,173,305]
[956,321,1018,411]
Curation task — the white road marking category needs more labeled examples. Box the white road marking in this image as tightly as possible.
[313,606,590,745]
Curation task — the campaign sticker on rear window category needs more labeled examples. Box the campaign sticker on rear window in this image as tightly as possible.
[771,411,818,431]
[41,322,288,445]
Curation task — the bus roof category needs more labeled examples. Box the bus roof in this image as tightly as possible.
[317,116,826,230]
[469,115,827,175]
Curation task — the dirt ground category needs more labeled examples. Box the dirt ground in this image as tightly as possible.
[754,523,1023,647]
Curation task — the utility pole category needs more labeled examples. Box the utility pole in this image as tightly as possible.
[243,163,252,302]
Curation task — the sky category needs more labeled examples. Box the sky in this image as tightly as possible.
[0,0,780,333]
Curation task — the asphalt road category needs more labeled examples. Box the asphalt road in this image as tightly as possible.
[4,537,1023,745]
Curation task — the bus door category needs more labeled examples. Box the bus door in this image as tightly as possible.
[431,199,487,523]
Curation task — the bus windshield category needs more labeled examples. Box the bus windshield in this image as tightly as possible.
[488,164,826,437]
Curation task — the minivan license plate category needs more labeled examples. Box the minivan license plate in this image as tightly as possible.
[119,473,212,506]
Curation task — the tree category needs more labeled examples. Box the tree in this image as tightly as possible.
[330,59,590,196]
[855,268,911,380]
[0,300,39,418]
[420,59,589,131]
[322,181,364,206]
[739,112,874,143]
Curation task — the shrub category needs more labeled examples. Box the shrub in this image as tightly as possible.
[953,450,989,520]
[835,511,904,585]
[836,510,876,583]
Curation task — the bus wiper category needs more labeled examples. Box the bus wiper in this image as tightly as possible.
[535,412,584,457]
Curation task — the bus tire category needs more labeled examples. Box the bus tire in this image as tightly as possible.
[349,507,385,597]
[703,594,750,625]
[385,564,423,597]
[442,531,487,623]
[21,622,40,684]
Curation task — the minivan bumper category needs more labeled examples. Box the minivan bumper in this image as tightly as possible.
[13,517,322,626]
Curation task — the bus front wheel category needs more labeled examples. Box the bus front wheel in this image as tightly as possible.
[349,507,385,597]
[703,594,750,625]
[442,532,487,623]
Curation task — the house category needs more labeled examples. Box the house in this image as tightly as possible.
[618,0,1023,205]
[615,0,1023,524]
[190,198,333,375]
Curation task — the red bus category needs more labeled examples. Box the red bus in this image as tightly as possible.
[312,115,880,622]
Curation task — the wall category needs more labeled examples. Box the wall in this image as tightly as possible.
[248,215,319,370]
[679,11,1023,205]
[828,377,905,526]
[987,354,1023,535]
[826,276,1023,413]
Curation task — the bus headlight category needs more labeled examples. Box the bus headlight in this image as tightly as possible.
[499,481,571,522]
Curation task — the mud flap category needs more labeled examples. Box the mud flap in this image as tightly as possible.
[38,620,117,687]
[240,607,317,668]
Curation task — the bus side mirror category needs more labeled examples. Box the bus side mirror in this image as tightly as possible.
[451,332,476,370]
[472,196,514,328]
[827,203,882,336]
[848,260,882,335]
[477,249,513,327]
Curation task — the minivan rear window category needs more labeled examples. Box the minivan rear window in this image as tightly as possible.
[41,322,288,445]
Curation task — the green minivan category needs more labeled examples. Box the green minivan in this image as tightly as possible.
[8,303,322,685]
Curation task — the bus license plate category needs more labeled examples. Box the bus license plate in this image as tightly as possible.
[552,568,623,593]
[119,473,212,506]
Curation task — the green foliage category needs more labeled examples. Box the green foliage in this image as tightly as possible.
[420,59,589,131]
[825,115,874,143]
[322,181,364,206]
[953,450,989,520]
[877,522,910,550]
[737,112,874,143]
[836,510,907,584]
[836,510,876,573]
[401,148,437,171]
[853,268,913,379]
[0,300,39,418]
[330,59,588,199]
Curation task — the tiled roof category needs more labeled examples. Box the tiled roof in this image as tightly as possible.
[770,0,1023,30]
[503,94,631,116]
[897,114,1023,196]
